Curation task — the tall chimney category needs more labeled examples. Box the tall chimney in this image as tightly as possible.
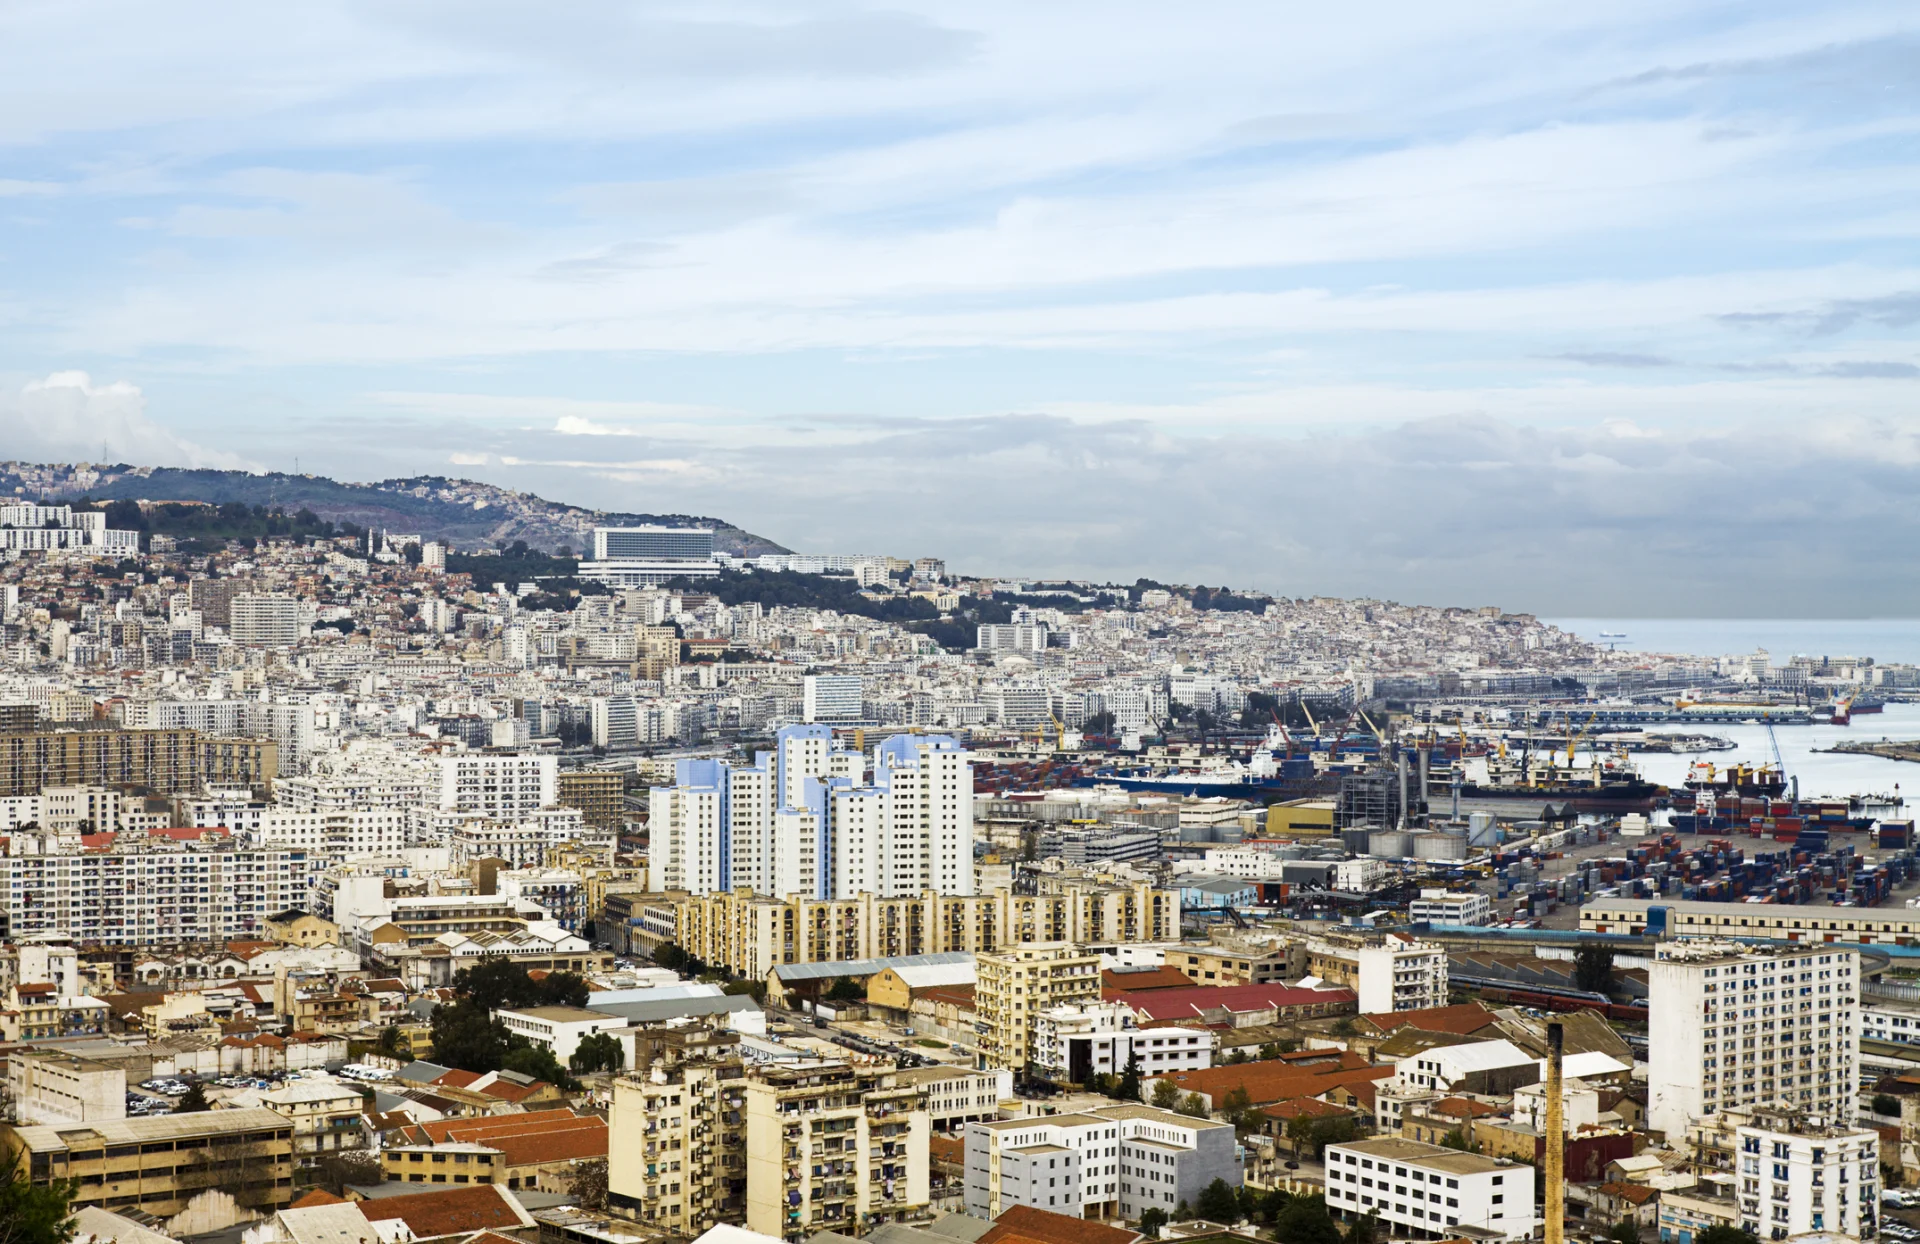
[1397,751,1410,830]
[1545,1021,1566,1244]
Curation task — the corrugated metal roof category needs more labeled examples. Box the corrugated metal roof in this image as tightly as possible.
[771,951,973,982]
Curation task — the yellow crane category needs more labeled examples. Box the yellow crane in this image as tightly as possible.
[1563,711,1597,766]
[1301,700,1320,738]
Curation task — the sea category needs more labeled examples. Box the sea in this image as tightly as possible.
[1548,617,1920,803]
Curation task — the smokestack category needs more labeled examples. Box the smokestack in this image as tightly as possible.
[1545,1021,1565,1244]
[1451,766,1463,823]
[1398,751,1410,830]
[1417,743,1431,825]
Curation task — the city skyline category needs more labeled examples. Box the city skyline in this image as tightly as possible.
[4,3,1920,612]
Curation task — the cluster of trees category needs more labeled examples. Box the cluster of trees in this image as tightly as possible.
[0,1168,78,1244]
[75,499,358,550]
[446,543,582,582]
[1189,585,1270,613]
[1139,1186,1342,1244]
[669,570,943,623]
[429,960,593,1089]
[1574,943,1617,994]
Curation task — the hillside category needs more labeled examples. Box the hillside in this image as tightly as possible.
[0,462,787,557]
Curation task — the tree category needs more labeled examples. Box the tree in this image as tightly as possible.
[1137,1208,1168,1236]
[825,976,865,1002]
[1305,1117,1357,1157]
[502,1042,577,1090]
[571,1032,626,1074]
[312,1153,382,1196]
[1696,1229,1758,1244]
[1115,1052,1143,1102]
[652,943,688,971]
[1330,1017,1355,1037]
[1873,1093,1902,1117]
[1150,1078,1182,1110]
[1177,1092,1210,1119]
[1196,1178,1240,1223]
[1225,1049,1249,1065]
[0,1169,78,1244]
[173,1081,210,1113]
[1346,1213,1383,1244]
[1440,1127,1471,1151]
[1259,1043,1283,1061]
[1608,1219,1641,1244]
[1286,1113,1314,1156]
[1574,943,1617,994]
[568,1159,608,1210]
[1220,1087,1261,1135]
[376,1025,407,1058]
[1272,1193,1342,1244]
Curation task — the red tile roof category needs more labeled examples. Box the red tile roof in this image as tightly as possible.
[1119,983,1355,1022]
[480,1078,550,1103]
[980,1206,1143,1244]
[354,1184,528,1238]
[1100,966,1195,993]
[290,1190,347,1208]
[1361,1003,1498,1036]
[409,1108,582,1145]
[1149,1054,1393,1108]
[432,1068,481,1089]
[1260,1096,1359,1120]
[487,1120,607,1166]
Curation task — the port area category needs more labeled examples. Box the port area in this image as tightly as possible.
[1497,829,1920,930]
[1816,739,1920,763]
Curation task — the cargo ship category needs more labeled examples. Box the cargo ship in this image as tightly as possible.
[1455,753,1663,804]
[1681,760,1788,799]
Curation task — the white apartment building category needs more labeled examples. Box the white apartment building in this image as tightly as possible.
[893,1065,1013,1131]
[429,806,587,870]
[1334,858,1391,892]
[1716,1106,1879,1241]
[964,1104,1240,1222]
[229,593,304,647]
[494,1005,632,1066]
[0,831,320,945]
[649,727,970,903]
[981,683,1052,726]
[1355,937,1450,1014]
[438,752,558,818]
[1324,1137,1538,1241]
[803,674,863,723]
[1407,888,1493,926]
[976,624,1049,654]
[0,506,138,555]
[1647,939,1859,1138]
[1862,1001,1920,1047]
[1030,1000,1213,1085]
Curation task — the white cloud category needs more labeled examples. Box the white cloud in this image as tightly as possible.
[2,372,250,469]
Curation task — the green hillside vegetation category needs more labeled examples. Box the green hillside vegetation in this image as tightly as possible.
[73,499,360,550]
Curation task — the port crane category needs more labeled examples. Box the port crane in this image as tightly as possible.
[1563,711,1598,766]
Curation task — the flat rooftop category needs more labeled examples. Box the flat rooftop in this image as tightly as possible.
[1330,1136,1518,1176]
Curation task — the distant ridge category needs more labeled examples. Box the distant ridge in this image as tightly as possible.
[0,462,788,557]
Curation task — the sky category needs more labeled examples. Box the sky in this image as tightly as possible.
[3,2,1920,615]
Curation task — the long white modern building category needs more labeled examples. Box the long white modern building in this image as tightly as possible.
[1646,939,1859,1139]
[579,526,719,587]
[649,725,973,901]
[1324,1137,1537,1241]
